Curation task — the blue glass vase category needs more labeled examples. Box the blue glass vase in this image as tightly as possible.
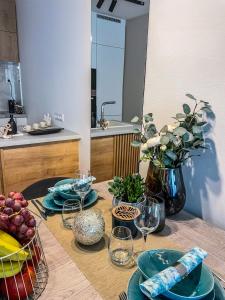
[146,163,186,216]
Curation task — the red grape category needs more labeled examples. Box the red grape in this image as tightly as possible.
[12,215,24,226]
[27,217,36,228]
[19,223,28,234]
[26,228,35,238]
[5,198,14,208]
[13,201,22,212]
[8,192,16,198]
[0,195,5,200]
[0,213,9,222]
[21,199,28,208]
[12,192,24,200]
[3,207,13,215]
[8,224,17,233]
[20,208,30,220]
[0,200,5,207]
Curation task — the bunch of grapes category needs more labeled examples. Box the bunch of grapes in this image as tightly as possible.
[0,192,36,242]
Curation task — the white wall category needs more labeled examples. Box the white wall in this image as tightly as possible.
[143,0,225,229]
[123,14,149,122]
[16,0,91,169]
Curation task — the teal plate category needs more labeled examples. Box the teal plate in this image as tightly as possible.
[127,269,224,300]
[53,191,92,207]
[42,190,98,212]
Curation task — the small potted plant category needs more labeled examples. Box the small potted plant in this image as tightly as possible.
[108,174,146,207]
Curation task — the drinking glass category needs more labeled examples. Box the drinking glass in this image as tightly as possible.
[72,170,92,209]
[134,201,160,250]
[62,199,81,229]
[108,226,133,266]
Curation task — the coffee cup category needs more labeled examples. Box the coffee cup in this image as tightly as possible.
[32,123,39,130]
[23,125,32,132]
[40,121,46,128]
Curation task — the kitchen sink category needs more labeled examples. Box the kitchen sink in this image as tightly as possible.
[95,120,133,129]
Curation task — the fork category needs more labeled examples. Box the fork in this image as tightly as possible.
[119,291,128,300]
[31,199,47,220]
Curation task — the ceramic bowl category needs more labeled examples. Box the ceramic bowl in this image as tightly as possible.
[137,249,214,300]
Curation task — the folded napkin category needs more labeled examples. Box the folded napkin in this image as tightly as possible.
[140,247,207,298]
[48,176,96,193]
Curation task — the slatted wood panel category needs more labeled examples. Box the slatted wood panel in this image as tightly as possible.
[91,136,114,183]
[113,133,140,177]
[0,140,79,195]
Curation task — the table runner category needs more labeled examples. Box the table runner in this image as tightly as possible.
[31,181,182,300]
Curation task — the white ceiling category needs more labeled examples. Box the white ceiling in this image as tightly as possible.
[91,0,150,20]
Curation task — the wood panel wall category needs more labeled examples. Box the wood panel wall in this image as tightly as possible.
[0,140,79,195]
[91,134,140,183]
[113,133,140,177]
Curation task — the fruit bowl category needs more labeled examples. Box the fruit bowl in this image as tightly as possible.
[0,192,48,300]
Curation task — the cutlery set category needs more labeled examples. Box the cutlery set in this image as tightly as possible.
[31,199,55,220]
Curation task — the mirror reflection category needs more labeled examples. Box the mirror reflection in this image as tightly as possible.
[91,0,150,128]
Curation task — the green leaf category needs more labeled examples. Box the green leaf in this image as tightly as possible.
[161,125,168,133]
[133,128,141,134]
[160,135,170,145]
[186,93,197,101]
[166,150,177,161]
[201,106,212,113]
[131,116,139,123]
[176,113,186,120]
[200,100,209,105]
[153,159,161,167]
[192,126,202,134]
[182,132,194,142]
[183,103,191,114]
[193,140,204,147]
[197,121,207,126]
[131,140,142,148]
[144,114,153,122]
[173,127,187,136]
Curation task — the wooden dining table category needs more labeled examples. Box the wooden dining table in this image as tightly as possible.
[31,181,225,300]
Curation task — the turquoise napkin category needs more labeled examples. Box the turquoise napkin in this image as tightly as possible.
[48,176,96,193]
[140,247,207,298]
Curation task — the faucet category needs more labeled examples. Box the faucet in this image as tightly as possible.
[99,101,116,129]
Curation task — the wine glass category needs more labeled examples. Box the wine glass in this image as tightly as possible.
[72,170,92,209]
[62,199,81,229]
[108,226,133,266]
[134,200,160,251]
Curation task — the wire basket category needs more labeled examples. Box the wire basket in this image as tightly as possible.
[0,213,48,300]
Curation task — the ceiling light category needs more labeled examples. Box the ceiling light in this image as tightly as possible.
[125,0,145,5]
[109,0,117,12]
[96,0,105,9]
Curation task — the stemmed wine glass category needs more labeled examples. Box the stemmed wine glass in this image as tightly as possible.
[134,200,160,251]
[72,170,92,209]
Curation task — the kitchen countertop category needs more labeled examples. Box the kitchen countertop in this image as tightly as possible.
[0,129,81,148]
[91,121,138,138]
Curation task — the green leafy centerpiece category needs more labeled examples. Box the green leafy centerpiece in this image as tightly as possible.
[108,174,146,206]
[131,94,214,215]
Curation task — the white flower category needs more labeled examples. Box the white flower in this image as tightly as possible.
[147,135,161,148]
[141,143,148,151]
[160,145,167,151]
[167,123,179,133]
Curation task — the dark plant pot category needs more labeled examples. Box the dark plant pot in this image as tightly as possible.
[146,163,186,216]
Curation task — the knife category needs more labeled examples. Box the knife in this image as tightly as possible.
[31,199,47,220]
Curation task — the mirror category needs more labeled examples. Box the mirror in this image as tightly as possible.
[91,0,150,127]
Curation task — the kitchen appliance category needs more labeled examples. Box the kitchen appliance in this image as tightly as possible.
[91,68,97,128]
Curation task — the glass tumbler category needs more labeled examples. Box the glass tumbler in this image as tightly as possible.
[108,226,133,266]
[62,199,81,229]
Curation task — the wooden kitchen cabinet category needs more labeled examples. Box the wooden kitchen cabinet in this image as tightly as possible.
[0,0,18,61]
[0,0,17,32]
[0,140,79,195]
[0,30,18,61]
[91,134,140,183]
